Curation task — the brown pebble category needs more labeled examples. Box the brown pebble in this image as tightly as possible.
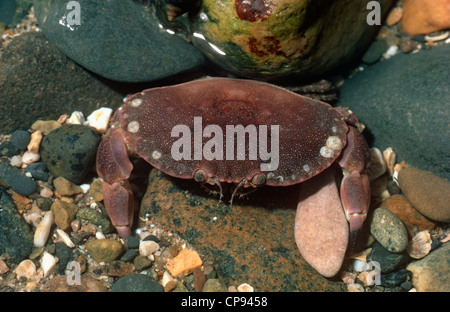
[164,280,178,292]
[399,37,419,53]
[0,260,9,274]
[53,176,83,196]
[193,267,207,292]
[108,260,135,277]
[51,200,79,231]
[402,0,450,35]
[41,275,108,292]
[398,167,450,222]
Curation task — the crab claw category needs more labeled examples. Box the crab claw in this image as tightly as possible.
[96,127,134,237]
[338,126,371,252]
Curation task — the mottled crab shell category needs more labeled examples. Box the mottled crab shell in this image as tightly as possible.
[118,78,348,186]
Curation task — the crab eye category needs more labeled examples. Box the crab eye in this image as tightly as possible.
[251,173,266,186]
[194,169,208,183]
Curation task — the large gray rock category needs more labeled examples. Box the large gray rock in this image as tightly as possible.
[338,44,450,179]
[33,0,205,82]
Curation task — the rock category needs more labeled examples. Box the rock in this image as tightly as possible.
[166,248,203,277]
[294,168,349,277]
[402,0,450,35]
[121,249,138,262]
[53,176,83,196]
[380,269,412,288]
[24,162,50,181]
[85,239,124,263]
[407,243,450,291]
[202,278,228,292]
[10,130,30,150]
[76,208,113,234]
[87,179,103,202]
[139,169,346,291]
[51,200,79,231]
[237,283,254,292]
[347,283,365,292]
[111,274,164,292]
[367,242,410,273]
[0,260,9,274]
[27,130,43,154]
[14,259,37,280]
[338,44,450,180]
[398,167,450,223]
[30,120,62,136]
[133,255,153,271]
[41,274,108,292]
[190,0,394,79]
[362,39,388,65]
[40,125,100,184]
[0,141,19,157]
[139,240,160,258]
[33,0,205,83]
[108,260,136,277]
[34,211,54,248]
[0,161,37,195]
[0,0,16,25]
[0,187,34,263]
[370,208,409,253]
[0,31,124,134]
[386,7,403,26]
[398,37,419,53]
[54,242,74,274]
[123,236,140,249]
[381,194,436,237]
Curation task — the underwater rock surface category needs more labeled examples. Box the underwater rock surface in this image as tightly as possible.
[33,0,205,82]
[140,169,346,292]
[338,44,450,180]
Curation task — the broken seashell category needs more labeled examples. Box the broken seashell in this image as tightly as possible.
[383,147,396,176]
[366,148,386,182]
[86,107,113,133]
[407,230,432,259]
[34,211,54,248]
[425,32,449,42]
[40,251,57,277]
[56,228,75,248]
[67,111,85,125]
[237,283,254,292]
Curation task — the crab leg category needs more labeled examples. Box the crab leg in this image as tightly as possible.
[96,128,134,237]
[338,126,371,251]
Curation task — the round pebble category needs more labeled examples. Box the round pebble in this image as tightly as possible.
[202,279,228,292]
[40,124,100,184]
[398,167,450,223]
[51,200,78,231]
[85,239,125,263]
[10,130,30,150]
[76,207,113,234]
[370,208,409,253]
[111,274,163,292]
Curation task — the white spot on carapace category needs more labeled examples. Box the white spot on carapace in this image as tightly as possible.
[152,150,162,160]
[303,164,311,172]
[326,136,343,151]
[127,121,139,133]
[131,98,142,107]
[331,126,337,133]
[320,146,335,158]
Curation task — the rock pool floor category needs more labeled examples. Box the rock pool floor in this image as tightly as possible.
[0,4,449,292]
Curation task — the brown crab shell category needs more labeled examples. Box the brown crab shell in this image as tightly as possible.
[118,78,348,186]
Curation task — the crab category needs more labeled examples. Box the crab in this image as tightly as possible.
[96,77,371,277]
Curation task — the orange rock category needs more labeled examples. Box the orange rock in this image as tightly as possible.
[386,7,403,26]
[166,249,202,277]
[381,194,436,237]
[402,0,450,35]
